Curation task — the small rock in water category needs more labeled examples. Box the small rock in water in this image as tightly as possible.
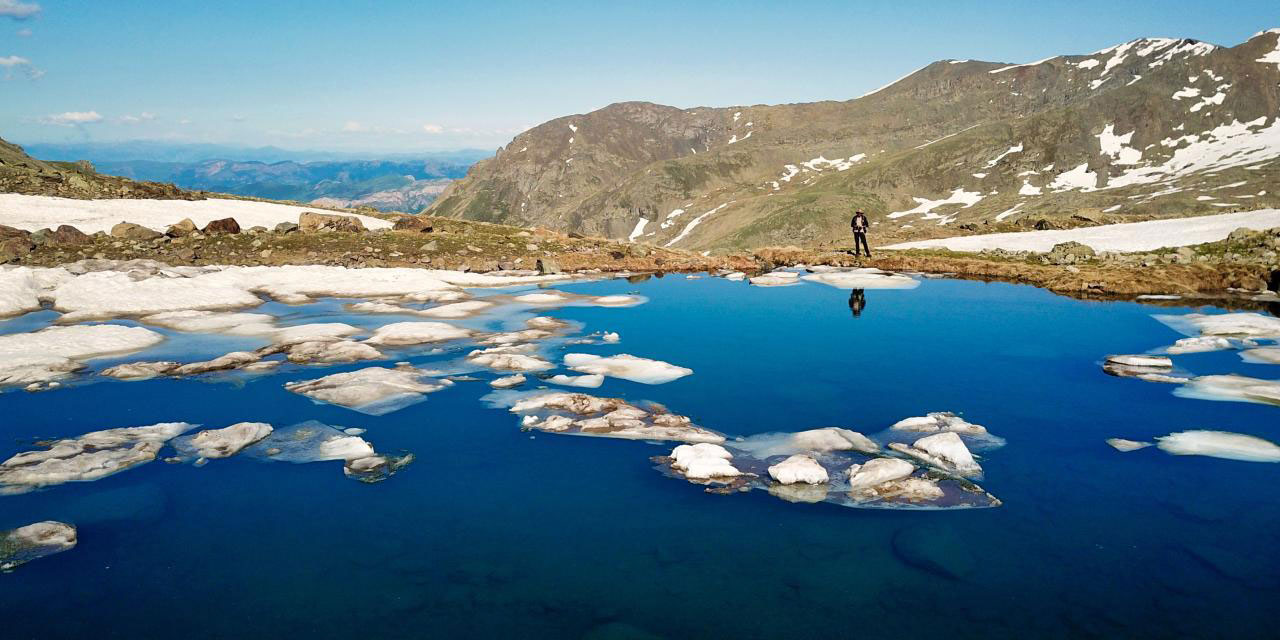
[1,521,77,572]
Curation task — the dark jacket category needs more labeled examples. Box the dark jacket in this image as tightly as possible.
[851,213,868,232]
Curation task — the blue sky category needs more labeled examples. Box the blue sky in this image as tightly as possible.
[2,0,1277,153]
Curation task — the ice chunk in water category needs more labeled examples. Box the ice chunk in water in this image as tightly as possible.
[1106,438,1153,452]
[1174,375,1280,406]
[767,454,830,485]
[468,346,554,372]
[490,374,527,389]
[563,353,692,384]
[0,324,165,388]
[734,427,879,458]
[364,322,473,346]
[171,422,274,460]
[847,457,916,490]
[1156,430,1280,462]
[0,423,194,494]
[800,269,920,290]
[1240,347,1280,364]
[1155,313,1280,339]
[1106,354,1173,368]
[248,421,377,463]
[669,443,742,480]
[1166,336,1233,354]
[749,271,800,286]
[545,373,605,388]
[1,521,77,572]
[284,365,453,415]
[512,392,725,443]
[889,432,982,478]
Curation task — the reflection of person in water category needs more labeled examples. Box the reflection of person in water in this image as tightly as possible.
[848,289,866,318]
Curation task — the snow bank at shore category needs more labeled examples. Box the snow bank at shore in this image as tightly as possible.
[885,209,1280,252]
[0,194,393,234]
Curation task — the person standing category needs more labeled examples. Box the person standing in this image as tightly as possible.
[851,209,871,257]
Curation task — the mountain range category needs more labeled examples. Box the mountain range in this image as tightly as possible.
[428,29,1280,251]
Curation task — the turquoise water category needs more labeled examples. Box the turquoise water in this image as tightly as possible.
[2,275,1278,638]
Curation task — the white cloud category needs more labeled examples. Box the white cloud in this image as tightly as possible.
[422,123,444,134]
[16,27,31,36]
[178,118,192,125]
[119,112,157,124]
[0,0,40,20]
[342,120,367,132]
[1,53,42,79]
[39,111,104,126]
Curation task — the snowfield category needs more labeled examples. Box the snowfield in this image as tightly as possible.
[885,209,1280,253]
[0,194,393,234]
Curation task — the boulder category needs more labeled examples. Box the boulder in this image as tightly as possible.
[111,222,163,241]
[0,225,30,240]
[299,211,366,233]
[1045,241,1096,265]
[201,217,241,235]
[49,225,91,246]
[274,222,299,234]
[393,216,434,233]
[0,237,33,263]
[166,218,198,237]
[536,258,561,274]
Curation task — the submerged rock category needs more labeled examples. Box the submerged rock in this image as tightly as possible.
[1156,430,1280,462]
[285,364,453,415]
[0,422,194,494]
[893,524,977,580]
[1,521,77,572]
[563,353,692,384]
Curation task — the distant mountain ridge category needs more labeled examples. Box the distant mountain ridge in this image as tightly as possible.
[429,29,1280,250]
[86,157,479,212]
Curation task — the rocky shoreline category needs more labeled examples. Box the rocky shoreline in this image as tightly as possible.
[2,210,1278,307]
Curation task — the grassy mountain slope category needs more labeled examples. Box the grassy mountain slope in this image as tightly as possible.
[430,30,1280,251]
[0,138,194,200]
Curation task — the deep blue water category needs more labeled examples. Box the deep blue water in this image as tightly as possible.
[2,274,1278,639]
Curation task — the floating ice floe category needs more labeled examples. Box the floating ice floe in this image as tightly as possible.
[0,521,77,572]
[509,392,725,443]
[139,310,278,335]
[888,432,983,478]
[800,268,920,290]
[601,332,620,343]
[656,419,1002,510]
[884,412,1007,450]
[1174,374,1280,406]
[285,364,453,415]
[1240,347,1280,364]
[748,271,800,286]
[563,353,692,384]
[364,321,474,346]
[0,422,194,494]
[722,272,746,281]
[526,316,569,331]
[467,345,554,372]
[170,422,274,461]
[669,443,742,480]
[768,454,829,484]
[0,268,43,317]
[1102,354,1188,383]
[545,373,605,388]
[1106,438,1152,452]
[1166,336,1234,354]
[510,290,646,308]
[1156,312,1280,340]
[732,427,880,458]
[0,324,165,389]
[1155,430,1280,462]
[240,421,411,483]
[490,374,527,389]
[479,328,555,346]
